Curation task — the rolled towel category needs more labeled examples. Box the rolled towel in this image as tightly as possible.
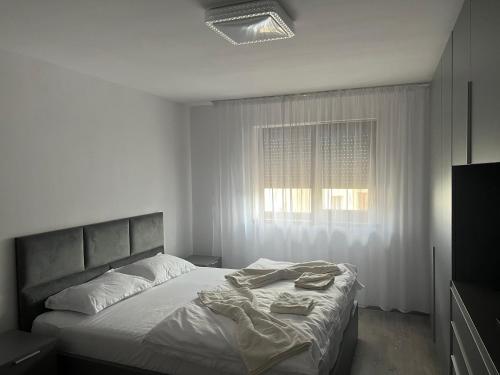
[270,292,315,316]
[294,272,336,290]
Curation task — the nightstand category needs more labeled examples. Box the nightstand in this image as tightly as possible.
[186,255,222,268]
[0,330,57,375]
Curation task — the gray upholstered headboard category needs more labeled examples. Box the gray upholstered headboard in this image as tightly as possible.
[15,212,164,331]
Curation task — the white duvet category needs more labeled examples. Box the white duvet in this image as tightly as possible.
[143,258,362,375]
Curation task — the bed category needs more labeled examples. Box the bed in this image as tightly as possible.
[15,213,359,375]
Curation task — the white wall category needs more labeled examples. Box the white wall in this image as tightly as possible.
[0,49,192,332]
[190,105,217,256]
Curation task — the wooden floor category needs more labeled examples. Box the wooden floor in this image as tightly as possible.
[351,308,441,375]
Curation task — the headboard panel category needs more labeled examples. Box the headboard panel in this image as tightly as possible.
[129,213,163,254]
[16,227,84,289]
[84,219,130,268]
[15,212,164,331]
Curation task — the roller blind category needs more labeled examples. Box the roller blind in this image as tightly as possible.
[260,120,374,189]
[318,120,374,189]
[262,125,312,188]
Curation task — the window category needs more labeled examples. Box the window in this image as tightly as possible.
[264,188,311,213]
[318,121,373,212]
[256,120,375,221]
[321,188,369,211]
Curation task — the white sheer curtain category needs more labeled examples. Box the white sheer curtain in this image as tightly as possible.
[210,85,430,313]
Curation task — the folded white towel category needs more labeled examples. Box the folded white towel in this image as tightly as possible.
[294,272,336,290]
[270,292,316,316]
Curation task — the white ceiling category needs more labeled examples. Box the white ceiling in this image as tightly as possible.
[0,0,462,104]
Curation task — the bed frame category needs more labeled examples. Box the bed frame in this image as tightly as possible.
[15,212,358,375]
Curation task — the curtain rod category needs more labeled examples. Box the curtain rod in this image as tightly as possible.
[211,82,430,104]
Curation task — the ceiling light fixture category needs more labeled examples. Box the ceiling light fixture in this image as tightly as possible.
[205,0,294,45]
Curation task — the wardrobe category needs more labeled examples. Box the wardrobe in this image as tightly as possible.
[430,0,500,373]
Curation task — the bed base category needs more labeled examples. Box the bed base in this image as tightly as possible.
[331,302,358,375]
[58,303,358,375]
[58,353,159,375]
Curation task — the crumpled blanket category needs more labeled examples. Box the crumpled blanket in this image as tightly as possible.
[198,287,312,375]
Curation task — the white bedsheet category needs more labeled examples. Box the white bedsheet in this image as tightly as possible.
[33,259,360,375]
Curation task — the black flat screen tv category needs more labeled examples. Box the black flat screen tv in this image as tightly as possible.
[452,162,500,287]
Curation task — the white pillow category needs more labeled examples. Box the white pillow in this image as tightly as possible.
[45,271,151,315]
[115,253,197,285]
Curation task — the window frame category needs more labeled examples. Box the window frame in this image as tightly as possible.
[253,119,376,223]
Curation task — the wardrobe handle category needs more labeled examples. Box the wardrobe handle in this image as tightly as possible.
[451,355,461,375]
[432,246,436,342]
[14,350,40,365]
[466,81,472,164]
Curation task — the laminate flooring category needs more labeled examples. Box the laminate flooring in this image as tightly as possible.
[351,308,441,375]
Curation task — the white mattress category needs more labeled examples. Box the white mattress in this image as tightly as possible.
[33,266,357,375]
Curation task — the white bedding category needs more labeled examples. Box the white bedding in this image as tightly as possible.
[33,259,360,375]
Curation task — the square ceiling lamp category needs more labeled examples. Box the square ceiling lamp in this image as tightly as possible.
[205,0,294,45]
